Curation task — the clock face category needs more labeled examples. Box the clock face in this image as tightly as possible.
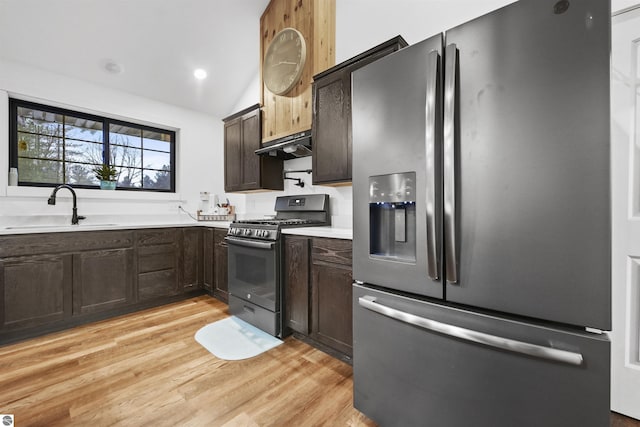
[263,28,307,96]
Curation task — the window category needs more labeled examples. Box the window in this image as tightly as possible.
[9,99,176,192]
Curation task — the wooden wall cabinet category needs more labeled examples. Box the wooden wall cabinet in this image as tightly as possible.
[284,235,311,334]
[312,36,408,185]
[224,104,283,192]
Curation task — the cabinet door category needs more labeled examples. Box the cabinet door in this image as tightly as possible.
[73,248,134,315]
[312,70,351,184]
[213,229,228,302]
[284,236,310,334]
[203,228,214,292]
[224,118,243,192]
[0,254,72,331]
[241,108,261,190]
[311,261,353,356]
[181,228,203,291]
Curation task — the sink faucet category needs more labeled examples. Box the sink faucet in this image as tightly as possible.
[47,184,86,225]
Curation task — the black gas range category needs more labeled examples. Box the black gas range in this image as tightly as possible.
[226,194,330,337]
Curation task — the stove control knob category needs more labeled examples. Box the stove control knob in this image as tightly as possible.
[263,230,270,238]
[244,229,252,236]
[229,228,234,234]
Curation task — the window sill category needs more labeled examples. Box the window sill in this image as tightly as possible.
[5,185,183,202]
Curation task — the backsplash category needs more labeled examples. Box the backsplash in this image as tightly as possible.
[239,157,353,229]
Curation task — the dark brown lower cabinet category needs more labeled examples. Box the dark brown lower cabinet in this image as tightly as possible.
[138,243,179,300]
[311,262,353,355]
[73,248,134,315]
[180,228,203,291]
[213,229,228,302]
[204,228,214,293]
[284,236,311,334]
[283,236,353,358]
[0,254,72,331]
[136,228,179,301]
[0,226,212,344]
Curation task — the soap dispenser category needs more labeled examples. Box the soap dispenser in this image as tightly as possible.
[8,167,18,186]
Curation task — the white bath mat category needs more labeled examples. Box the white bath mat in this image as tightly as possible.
[195,316,283,361]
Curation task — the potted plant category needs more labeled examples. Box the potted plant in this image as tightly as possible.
[92,164,118,190]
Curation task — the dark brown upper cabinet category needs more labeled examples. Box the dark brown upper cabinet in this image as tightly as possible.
[312,36,408,185]
[223,104,283,192]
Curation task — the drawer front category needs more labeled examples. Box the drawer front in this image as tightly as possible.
[312,237,352,266]
[353,284,610,427]
[138,270,179,300]
[0,230,133,257]
[136,228,177,246]
[138,244,176,273]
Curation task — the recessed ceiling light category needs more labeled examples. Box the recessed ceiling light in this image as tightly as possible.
[194,68,207,80]
[103,60,124,75]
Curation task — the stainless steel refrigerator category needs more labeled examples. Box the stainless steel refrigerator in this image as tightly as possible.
[351,0,611,426]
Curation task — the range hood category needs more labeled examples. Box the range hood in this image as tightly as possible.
[255,130,312,160]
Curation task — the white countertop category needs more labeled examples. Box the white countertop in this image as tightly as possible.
[0,216,351,239]
[0,214,227,236]
[282,226,352,240]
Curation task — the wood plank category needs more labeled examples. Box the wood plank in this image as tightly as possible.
[260,0,334,142]
[0,296,373,426]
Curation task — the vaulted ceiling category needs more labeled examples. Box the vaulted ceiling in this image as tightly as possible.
[0,0,270,117]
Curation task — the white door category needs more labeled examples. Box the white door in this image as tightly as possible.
[612,5,640,420]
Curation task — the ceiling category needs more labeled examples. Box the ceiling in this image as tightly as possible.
[1,0,634,120]
[0,0,270,118]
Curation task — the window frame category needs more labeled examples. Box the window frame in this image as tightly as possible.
[9,98,176,192]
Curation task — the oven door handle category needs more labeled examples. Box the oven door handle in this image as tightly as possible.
[224,236,276,250]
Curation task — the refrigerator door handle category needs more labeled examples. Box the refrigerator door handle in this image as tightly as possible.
[443,43,458,284]
[358,296,584,366]
[425,49,440,281]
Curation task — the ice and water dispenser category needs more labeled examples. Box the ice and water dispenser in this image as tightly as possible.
[369,172,416,263]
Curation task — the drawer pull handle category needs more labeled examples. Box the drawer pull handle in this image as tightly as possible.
[358,295,584,366]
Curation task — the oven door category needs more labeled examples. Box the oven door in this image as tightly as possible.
[226,236,280,312]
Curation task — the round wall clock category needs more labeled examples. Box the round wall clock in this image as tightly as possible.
[263,27,307,96]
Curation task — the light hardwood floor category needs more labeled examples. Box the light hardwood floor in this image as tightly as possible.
[0,295,638,427]
[0,296,374,426]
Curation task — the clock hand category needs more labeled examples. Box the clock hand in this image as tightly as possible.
[276,61,297,66]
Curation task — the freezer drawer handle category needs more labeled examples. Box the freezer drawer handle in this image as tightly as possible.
[358,296,584,366]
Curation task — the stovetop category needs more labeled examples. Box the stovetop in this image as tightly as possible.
[227,194,331,241]
[234,218,325,227]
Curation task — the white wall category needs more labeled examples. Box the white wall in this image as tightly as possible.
[0,59,227,223]
[335,0,515,61]
[239,0,516,226]
[0,1,521,226]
